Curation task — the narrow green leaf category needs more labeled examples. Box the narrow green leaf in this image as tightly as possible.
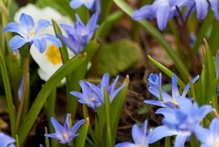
[104,87,112,147]
[51,19,69,63]
[164,137,170,147]
[45,127,50,147]
[0,47,16,137]
[100,0,113,22]
[208,20,219,55]
[192,11,214,54]
[196,65,206,105]
[67,40,99,119]
[15,135,20,147]
[75,118,89,147]
[17,53,86,145]
[114,0,190,81]
[111,75,129,144]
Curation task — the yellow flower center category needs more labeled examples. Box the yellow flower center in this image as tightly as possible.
[63,133,69,141]
[30,30,35,36]
[46,44,62,65]
[91,97,95,101]
[214,140,219,147]
[172,99,178,105]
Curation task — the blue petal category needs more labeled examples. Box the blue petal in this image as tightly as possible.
[174,135,188,147]
[44,133,62,141]
[86,13,99,34]
[132,5,153,20]
[182,75,199,97]
[4,22,28,38]
[193,125,209,144]
[195,104,213,120]
[71,119,85,134]
[148,126,177,144]
[33,19,51,37]
[9,36,27,50]
[141,120,148,135]
[171,74,179,99]
[156,4,170,30]
[84,0,95,9]
[19,13,34,33]
[70,0,83,9]
[50,117,63,135]
[33,38,47,53]
[115,142,138,147]
[176,96,192,112]
[209,0,219,20]
[209,118,219,136]
[132,124,144,144]
[60,24,75,35]
[42,34,62,48]
[194,0,208,19]
[144,100,166,107]
[0,133,15,147]
[63,114,71,133]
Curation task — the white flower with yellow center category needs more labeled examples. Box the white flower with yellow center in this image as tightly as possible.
[14,4,74,84]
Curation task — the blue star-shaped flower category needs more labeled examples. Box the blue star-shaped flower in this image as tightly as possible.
[4,13,62,53]
[59,13,98,54]
[44,114,84,145]
[149,100,213,147]
[144,73,199,109]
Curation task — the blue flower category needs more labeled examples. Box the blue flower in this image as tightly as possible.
[4,13,62,53]
[144,74,199,109]
[115,120,156,147]
[149,101,213,147]
[148,73,162,88]
[44,114,84,145]
[86,73,126,105]
[194,118,219,147]
[70,0,96,10]
[70,73,126,111]
[132,0,186,30]
[70,80,102,111]
[0,133,15,147]
[59,13,98,54]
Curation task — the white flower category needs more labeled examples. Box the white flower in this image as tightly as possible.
[14,4,74,84]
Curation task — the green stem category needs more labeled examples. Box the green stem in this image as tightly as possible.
[0,46,16,137]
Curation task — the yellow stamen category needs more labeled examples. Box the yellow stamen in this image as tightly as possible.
[91,97,95,101]
[46,44,62,65]
[172,99,178,105]
[63,133,69,141]
[30,30,35,36]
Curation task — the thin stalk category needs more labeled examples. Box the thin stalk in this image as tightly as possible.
[16,45,31,129]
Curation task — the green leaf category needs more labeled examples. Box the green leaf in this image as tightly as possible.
[75,118,89,147]
[114,0,190,82]
[91,39,142,76]
[208,20,219,55]
[17,53,86,145]
[94,11,123,39]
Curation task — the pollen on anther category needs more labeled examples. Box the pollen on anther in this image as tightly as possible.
[63,133,69,141]
[91,97,95,101]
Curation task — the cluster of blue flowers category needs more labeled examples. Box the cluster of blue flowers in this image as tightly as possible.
[132,0,219,30]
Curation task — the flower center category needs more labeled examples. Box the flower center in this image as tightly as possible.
[91,97,95,101]
[30,30,35,36]
[63,133,69,141]
[172,99,178,105]
[46,44,62,65]
[214,140,219,146]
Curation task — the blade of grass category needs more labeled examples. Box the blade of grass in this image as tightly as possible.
[17,53,86,144]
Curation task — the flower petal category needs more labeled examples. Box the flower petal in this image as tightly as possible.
[194,0,208,19]
[33,38,47,53]
[174,134,188,147]
[33,19,51,36]
[209,0,219,20]
[50,117,63,134]
[148,126,177,144]
[209,118,219,136]
[19,13,34,32]
[42,34,62,48]
[4,22,28,38]
[0,133,15,147]
[156,4,170,30]
[132,5,153,20]
[71,119,85,134]
[9,36,27,50]
[70,0,83,9]
[132,124,144,144]
[115,142,138,147]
